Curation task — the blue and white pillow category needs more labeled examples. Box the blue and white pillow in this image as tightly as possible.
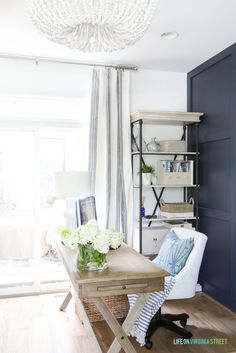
[153,230,194,276]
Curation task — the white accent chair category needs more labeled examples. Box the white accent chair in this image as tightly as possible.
[145,228,208,349]
[167,227,208,299]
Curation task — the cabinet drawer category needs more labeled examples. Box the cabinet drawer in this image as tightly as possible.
[142,228,168,255]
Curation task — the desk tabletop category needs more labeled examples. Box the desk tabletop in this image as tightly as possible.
[56,240,169,298]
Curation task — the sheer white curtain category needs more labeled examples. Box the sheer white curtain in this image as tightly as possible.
[89,68,133,245]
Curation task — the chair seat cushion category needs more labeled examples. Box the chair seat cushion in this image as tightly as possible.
[153,230,194,276]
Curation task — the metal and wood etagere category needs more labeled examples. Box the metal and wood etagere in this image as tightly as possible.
[131,111,203,254]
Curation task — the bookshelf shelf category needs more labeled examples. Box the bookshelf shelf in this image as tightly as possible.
[134,184,198,188]
[132,151,199,156]
[140,216,197,222]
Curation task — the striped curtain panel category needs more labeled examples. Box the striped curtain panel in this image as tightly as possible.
[89,68,133,245]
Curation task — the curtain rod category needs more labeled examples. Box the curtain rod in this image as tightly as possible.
[0,53,138,71]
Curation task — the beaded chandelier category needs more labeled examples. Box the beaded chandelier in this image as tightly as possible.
[28,0,156,52]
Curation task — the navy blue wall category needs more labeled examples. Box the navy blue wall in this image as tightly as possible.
[188,43,236,312]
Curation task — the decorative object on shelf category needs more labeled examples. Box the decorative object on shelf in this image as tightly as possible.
[61,220,124,271]
[147,137,160,152]
[156,160,193,185]
[139,164,155,186]
[28,0,156,52]
[141,196,146,217]
[160,198,194,218]
[159,140,186,152]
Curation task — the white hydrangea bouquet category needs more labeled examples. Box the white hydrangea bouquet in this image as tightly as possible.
[61,220,124,271]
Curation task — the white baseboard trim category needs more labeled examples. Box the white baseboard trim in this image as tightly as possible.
[196,283,202,292]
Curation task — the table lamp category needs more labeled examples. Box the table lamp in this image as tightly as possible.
[54,171,90,199]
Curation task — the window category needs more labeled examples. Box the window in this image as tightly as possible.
[0,94,90,295]
[0,131,35,217]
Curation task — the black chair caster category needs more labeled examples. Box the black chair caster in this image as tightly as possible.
[145,339,153,350]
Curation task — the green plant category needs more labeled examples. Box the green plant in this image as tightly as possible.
[139,164,155,174]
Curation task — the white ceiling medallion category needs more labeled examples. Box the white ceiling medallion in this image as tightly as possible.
[161,32,179,40]
[28,0,157,52]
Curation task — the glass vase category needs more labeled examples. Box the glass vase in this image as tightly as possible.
[77,243,108,271]
[147,137,160,152]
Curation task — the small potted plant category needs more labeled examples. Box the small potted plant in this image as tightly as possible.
[139,164,155,186]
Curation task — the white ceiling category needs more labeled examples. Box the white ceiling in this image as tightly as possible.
[0,0,236,72]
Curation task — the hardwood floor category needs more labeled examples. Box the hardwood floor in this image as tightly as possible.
[0,292,236,353]
[0,293,93,353]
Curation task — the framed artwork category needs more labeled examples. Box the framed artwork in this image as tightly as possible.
[77,196,97,225]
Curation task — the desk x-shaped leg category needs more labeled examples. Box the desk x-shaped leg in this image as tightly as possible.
[93,293,149,353]
[59,290,72,311]
[60,290,149,353]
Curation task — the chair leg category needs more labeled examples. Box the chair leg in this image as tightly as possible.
[158,317,192,338]
[144,310,161,350]
[145,311,192,350]
[162,313,189,327]
[145,316,162,340]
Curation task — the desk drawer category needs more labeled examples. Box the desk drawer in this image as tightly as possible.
[78,277,164,298]
[97,282,148,292]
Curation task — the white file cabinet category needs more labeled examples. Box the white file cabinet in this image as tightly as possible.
[133,226,168,255]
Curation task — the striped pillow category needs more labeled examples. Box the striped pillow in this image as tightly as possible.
[153,230,194,276]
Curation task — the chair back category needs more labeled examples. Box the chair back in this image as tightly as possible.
[167,227,208,299]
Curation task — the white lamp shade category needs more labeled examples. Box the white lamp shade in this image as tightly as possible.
[54,171,90,199]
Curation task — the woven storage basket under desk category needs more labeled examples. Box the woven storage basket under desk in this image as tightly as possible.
[82,295,129,322]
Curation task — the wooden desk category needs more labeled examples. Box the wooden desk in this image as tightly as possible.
[56,240,168,353]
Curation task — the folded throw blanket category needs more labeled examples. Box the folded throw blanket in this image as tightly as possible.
[128,276,175,346]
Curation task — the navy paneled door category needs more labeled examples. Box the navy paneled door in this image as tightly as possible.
[188,43,236,312]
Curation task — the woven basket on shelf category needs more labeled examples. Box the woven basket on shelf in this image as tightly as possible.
[160,198,194,213]
[82,295,129,323]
